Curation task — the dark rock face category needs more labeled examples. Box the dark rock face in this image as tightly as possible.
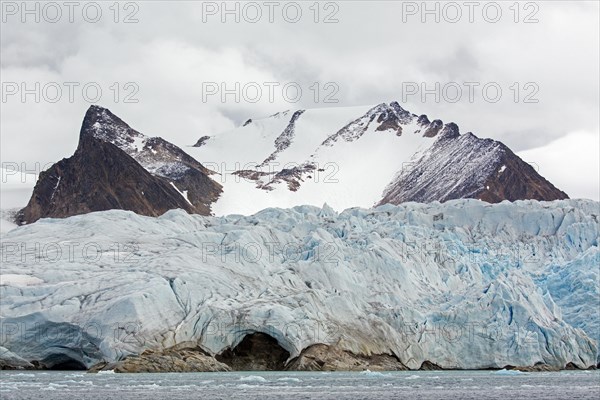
[419,361,443,370]
[17,135,196,224]
[507,364,560,372]
[89,345,231,373]
[286,344,407,371]
[193,136,211,147]
[17,106,222,224]
[422,119,444,137]
[240,163,316,192]
[83,106,222,214]
[375,102,413,136]
[477,144,568,203]
[379,124,568,205]
[389,101,415,124]
[417,114,430,126]
[216,333,290,371]
[376,111,403,136]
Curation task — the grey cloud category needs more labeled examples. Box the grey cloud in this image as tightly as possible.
[1,1,598,199]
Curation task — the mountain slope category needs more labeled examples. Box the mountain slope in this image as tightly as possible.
[378,123,568,205]
[84,106,221,211]
[16,134,197,224]
[17,106,222,224]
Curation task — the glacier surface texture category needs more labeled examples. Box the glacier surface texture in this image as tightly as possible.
[0,199,598,369]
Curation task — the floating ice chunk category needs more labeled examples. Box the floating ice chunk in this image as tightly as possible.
[239,376,267,383]
[277,377,301,382]
[359,369,387,377]
[494,369,526,375]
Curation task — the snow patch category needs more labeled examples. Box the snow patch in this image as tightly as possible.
[169,182,193,206]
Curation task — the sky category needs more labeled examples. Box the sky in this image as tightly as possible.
[1,0,598,201]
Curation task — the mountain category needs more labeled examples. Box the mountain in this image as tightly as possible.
[1,199,598,370]
[16,102,568,223]
[16,106,222,224]
[379,123,569,205]
[188,101,568,215]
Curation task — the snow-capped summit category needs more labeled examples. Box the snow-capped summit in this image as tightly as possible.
[189,101,567,215]
[17,103,567,222]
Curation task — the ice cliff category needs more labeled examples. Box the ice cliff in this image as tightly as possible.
[0,199,598,370]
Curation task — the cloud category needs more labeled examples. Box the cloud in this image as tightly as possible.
[518,131,600,201]
[1,0,598,194]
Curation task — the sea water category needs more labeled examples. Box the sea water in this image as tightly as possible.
[0,370,598,399]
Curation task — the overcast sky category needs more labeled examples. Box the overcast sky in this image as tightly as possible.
[1,1,598,200]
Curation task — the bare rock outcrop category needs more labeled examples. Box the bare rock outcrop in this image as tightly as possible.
[286,344,408,371]
[89,345,230,373]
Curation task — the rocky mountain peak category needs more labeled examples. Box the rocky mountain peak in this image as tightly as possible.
[79,105,144,153]
[18,106,222,224]
[423,119,444,137]
[389,101,414,124]
[439,122,460,139]
[417,114,431,126]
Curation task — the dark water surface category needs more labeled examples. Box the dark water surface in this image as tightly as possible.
[1,369,599,399]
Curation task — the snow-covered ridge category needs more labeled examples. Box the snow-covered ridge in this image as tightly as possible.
[188,101,567,215]
[321,102,413,146]
[189,102,439,214]
[13,103,567,225]
[1,199,597,369]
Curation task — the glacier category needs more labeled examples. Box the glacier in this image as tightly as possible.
[0,199,598,370]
